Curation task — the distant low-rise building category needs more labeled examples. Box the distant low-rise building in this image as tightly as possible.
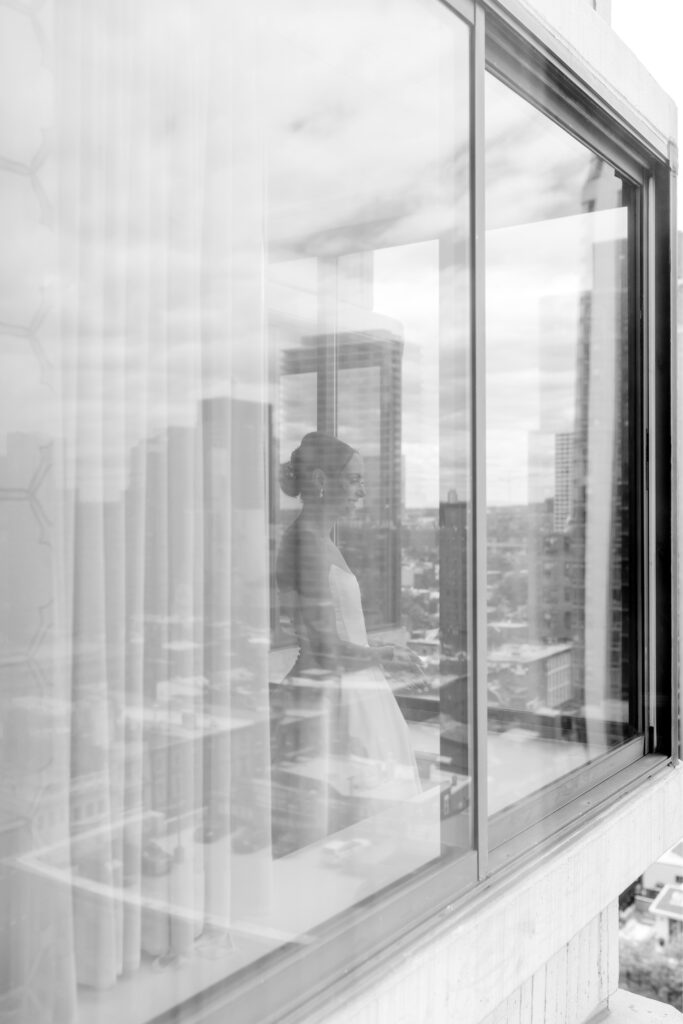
[488,643,573,709]
[642,841,683,897]
[649,884,683,945]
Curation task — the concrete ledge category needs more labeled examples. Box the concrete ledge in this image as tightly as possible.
[292,765,683,1024]
[488,0,677,157]
[600,990,683,1022]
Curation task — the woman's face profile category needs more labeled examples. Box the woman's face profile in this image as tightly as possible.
[327,453,365,517]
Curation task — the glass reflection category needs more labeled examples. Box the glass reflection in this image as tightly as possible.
[271,433,423,857]
[485,71,637,819]
[1,0,472,1021]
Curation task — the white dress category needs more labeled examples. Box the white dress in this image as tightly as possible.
[325,564,420,797]
[274,542,421,853]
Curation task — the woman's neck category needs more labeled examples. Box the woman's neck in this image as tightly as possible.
[297,505,335,538]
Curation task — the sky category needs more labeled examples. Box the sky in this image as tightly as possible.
[3,1,678,510]
[611,0,682,209]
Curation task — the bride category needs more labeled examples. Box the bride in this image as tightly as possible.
[275,432,422,847]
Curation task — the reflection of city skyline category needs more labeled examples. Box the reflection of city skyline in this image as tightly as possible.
[484,138,633,744]
[270,240,471,510]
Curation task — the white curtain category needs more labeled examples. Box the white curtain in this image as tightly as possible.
[1,2,272,1020]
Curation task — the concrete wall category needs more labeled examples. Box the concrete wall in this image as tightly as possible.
[302,767,683,1024]
[480,908,616,1024]
[499,0,676,158]
[593,0,612,23]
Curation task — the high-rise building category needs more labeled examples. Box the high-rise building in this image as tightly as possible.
[568,157,631,712]
[1,4,678,1024]
[439,499,468,660]
[554,432,574,532]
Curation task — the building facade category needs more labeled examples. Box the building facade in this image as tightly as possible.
[0,1,680,1023]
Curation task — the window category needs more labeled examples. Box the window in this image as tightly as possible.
[480,20,674,872]
[0,2,674,1023]
[485,67,641,833]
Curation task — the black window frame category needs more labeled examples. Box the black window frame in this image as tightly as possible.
[153,3,677,1022]
[477,4,677,873]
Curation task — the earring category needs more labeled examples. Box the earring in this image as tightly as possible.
[319,487,325,499]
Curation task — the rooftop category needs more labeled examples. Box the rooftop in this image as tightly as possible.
[650,884,683,922]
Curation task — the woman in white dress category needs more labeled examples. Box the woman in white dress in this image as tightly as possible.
[275,432,422,848]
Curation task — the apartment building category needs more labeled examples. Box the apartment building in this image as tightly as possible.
[0,1,680,1022]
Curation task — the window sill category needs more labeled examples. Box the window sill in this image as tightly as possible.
[595,989,683,1022]
[191,760,683,1024]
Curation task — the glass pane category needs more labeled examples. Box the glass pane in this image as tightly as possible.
[267,0,474,908]
[485,71,639,821]
[0,1,472,1021]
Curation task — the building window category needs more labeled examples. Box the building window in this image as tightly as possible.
[485,64,641,836]
[0,1,673,1023]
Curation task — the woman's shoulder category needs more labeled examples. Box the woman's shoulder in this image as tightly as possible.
[276,520,328,589]
[279,518,326,554]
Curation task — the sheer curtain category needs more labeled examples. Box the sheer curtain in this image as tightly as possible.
[3,2,271,1020]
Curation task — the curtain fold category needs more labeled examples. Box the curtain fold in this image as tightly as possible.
[3,1,272,1019]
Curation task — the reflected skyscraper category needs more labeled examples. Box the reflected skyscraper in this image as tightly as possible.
[278,329,404,629]
[439,495,468,661]
[569,158,630,712]
[554,432,574,532]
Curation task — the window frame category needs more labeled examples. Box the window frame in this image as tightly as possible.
[478,9,663,860]
[152,3,677,1022]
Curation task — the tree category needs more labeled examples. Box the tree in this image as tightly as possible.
[620,935,683,1011]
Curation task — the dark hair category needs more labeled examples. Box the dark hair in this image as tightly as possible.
[279,432,357,499]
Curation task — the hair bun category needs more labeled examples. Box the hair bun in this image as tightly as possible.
[279,459,300,497]
[278,434,355,500]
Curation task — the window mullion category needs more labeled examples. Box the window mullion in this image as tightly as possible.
[471,0,490,881]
